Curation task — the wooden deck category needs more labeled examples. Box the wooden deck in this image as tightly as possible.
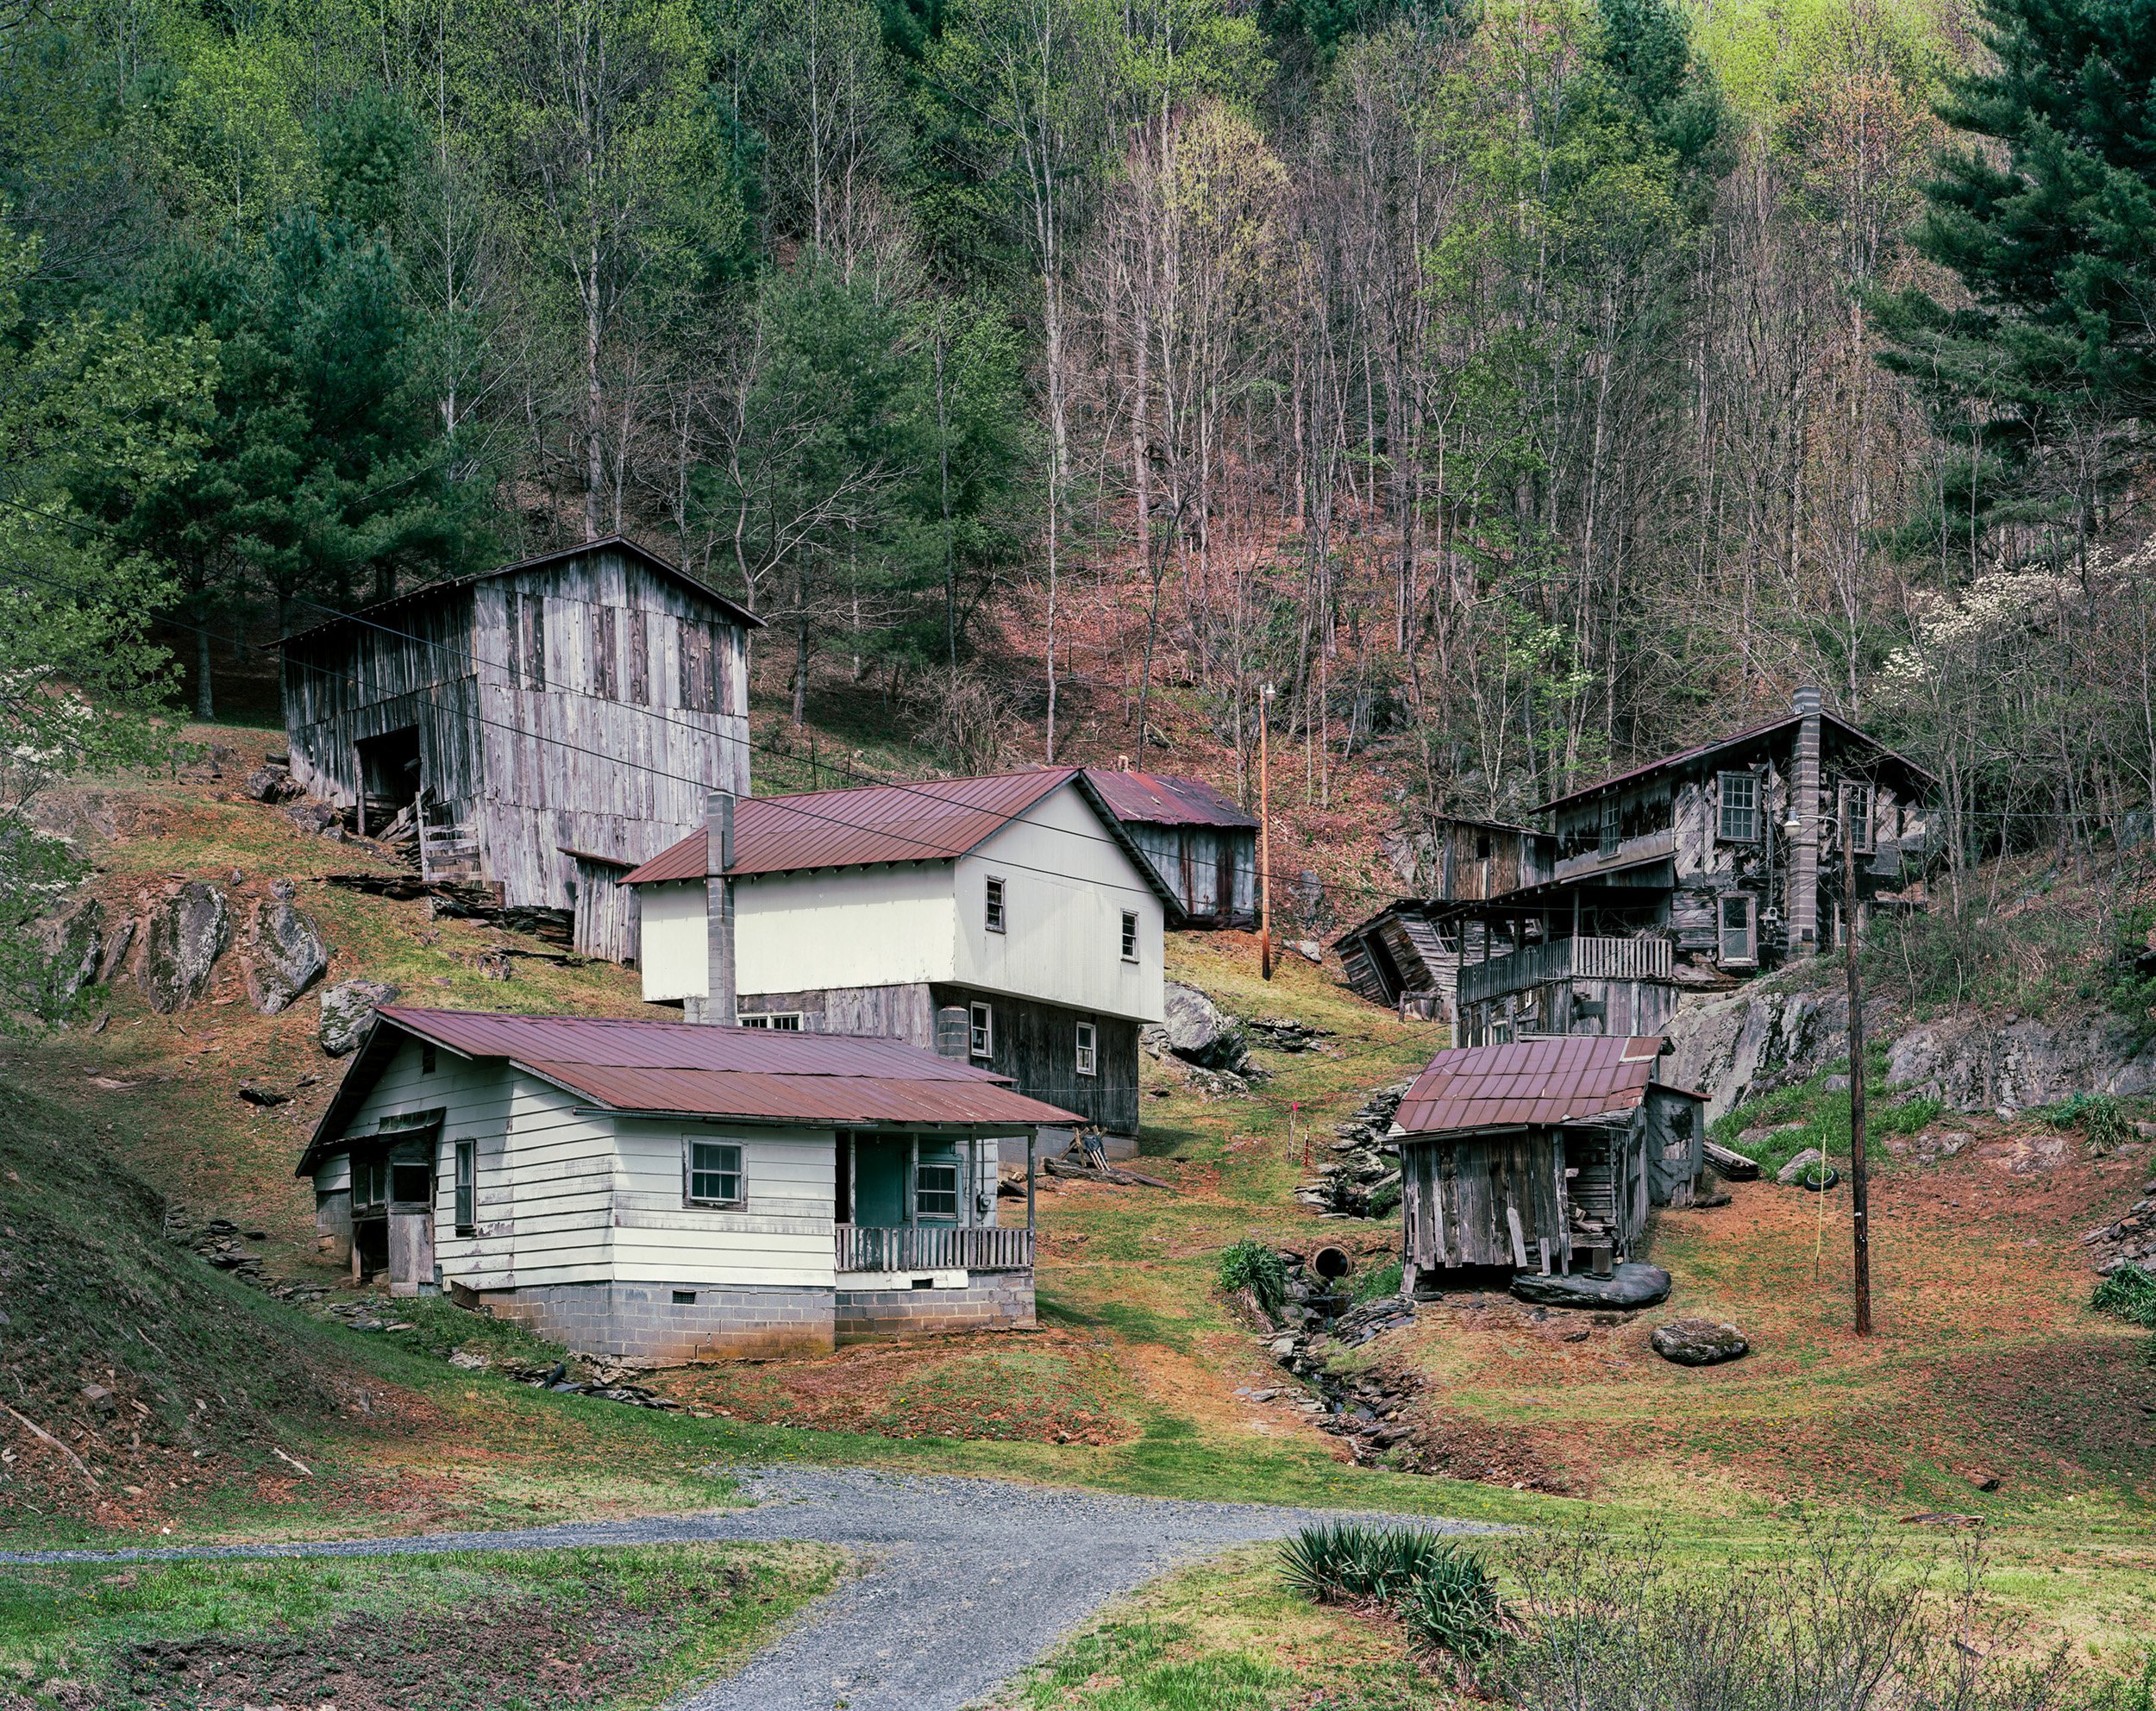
[835,1224,1034,1274]
[1456,935,1673,1006]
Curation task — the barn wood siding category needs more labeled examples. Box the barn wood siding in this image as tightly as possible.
[572,859,642,963]
[1401,1130,1568,1270]
[285,545,751,914]
[935,986,1138,1136]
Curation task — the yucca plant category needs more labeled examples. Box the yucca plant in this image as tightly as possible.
[1399,1546,1503,1659]
[1280,1523,1481,1608]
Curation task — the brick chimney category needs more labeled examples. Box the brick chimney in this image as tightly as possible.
[1788,686,1822,951]
[701,789,736,1025]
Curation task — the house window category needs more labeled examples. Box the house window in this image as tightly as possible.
[1475,831,1493,861]
[421,1042,437,1075]
[1120,912,1138,962]
[389,1162,431,1205]
[591,605,618,700]
[686,1140,744,1206]
[1718,772,1759,843]
[915,1162,959,1220]
[984,875,1006,933]
[740,1012,803,1031]
[969,1001,993,1059]
[1718,893,1758,966]
[453,1139,475,1235]
[1839,781,1876,854]
[354,1157,388,1209]
[1075,1022,1098,1077]
[1599,796,1620,856]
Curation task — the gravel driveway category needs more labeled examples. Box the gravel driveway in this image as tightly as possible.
[0,1466,1489,1710]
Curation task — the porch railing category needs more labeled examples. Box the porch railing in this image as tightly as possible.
[1456,935,1674,1006]
[835,1224,1034,1274]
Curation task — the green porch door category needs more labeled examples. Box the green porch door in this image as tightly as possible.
[840,1135,965,1228]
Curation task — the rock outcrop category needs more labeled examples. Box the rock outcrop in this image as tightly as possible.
[1142,981,1252,1074]
[318,979,398,1056]
[135,882,230,1012]
[41,897,105,1005]
[1663,985,1847,1121]
[245,881,329,1014]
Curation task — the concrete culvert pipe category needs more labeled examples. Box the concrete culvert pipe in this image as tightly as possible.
[1313,1245,1351,1282]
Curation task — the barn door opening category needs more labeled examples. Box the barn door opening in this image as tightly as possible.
[354,726,423,839]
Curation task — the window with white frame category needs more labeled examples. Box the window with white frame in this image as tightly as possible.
[1120,911,1138,962]
[1718,893,1758,966]
[1718,771,1759,843]
[1839,780,1876,854]
[969,1000,993,1059]
[453,1140,476,1235]
[739,1012,803,1031]
[984,874,1006,933]
[915,1161,959,1220]
[686,1139,744,1206]
[1075,1021,1097,1076]
[1599,796,1620,856]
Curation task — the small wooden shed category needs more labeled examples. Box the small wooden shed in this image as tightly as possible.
[1082,768,1258,928]
[1391,1036,1705,1287]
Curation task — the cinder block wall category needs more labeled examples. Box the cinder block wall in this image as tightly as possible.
[479,1281,837,1360]
[835,1273,1036,1342]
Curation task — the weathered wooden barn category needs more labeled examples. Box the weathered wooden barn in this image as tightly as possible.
[620,768,1174,1138]
[299,1006,1072,1357]
[279,537,760,913]
[1445,689,1936,1044]
[1333,818,1552,1022]
[1082,768,1259,928]
[1391,1036,1705,1286]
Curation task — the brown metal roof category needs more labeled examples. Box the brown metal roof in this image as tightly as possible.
[1538,710,1937,812]
[1393,1037,1702,1138]
[280,534,764,647]
[1082,768,1257,830]
[302,1006,1079,1170]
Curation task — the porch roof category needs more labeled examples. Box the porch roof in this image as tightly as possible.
[300,1006,1081,1174]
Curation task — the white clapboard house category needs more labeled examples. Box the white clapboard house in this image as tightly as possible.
[619,768,1174,1138]
[298,1006,1079,1359]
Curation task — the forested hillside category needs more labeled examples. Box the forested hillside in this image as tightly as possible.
[3,0,2153,965]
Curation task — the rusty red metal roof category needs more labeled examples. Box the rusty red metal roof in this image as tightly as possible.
[1082,768,1257,830]
[1393,1037,1702,1137]
[619,768,1099,882]
[1538,710,1937,812]
[303,1006,1080,1169]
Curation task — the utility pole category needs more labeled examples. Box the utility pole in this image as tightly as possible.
[1844,787,1872,1336]
[1259,683,1275,981]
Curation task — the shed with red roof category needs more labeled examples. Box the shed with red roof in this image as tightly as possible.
[1390,1036,1706,1286]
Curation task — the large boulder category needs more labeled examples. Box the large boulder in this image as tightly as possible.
[1510,1262,1671,1311]
[1143,981,1250,1073]
[243,764,301,803]
[1651,1317,1749,1366]
[41,897,105,1005]
[246,881,329,1014]
[135,882,230,1012]
[318,979,398,1056]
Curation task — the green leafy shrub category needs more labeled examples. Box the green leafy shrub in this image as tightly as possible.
[1399,1550,1503,1660]
[2093,1265,2156,1331]
[1216,1238,1289,1321]
[2036,1092,2138,1151]
[1351,1257,1404,1303]
[1281,1526,1501,1659]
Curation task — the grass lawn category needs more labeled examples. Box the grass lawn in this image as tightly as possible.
[0,1540,843,1709]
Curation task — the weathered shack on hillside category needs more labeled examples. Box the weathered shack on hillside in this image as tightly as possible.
[1082,768,1259,928]
[279,537,761,912]
[1391,1037,1704,1287]
[1334,818,1553,1021]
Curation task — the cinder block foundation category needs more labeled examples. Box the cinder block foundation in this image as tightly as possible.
[835,1271,1036,1342]
[479,1280,836,1360]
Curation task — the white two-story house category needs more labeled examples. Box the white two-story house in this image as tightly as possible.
[620,768,1174,1137]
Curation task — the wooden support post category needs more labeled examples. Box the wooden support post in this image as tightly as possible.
[907,1134,918,1227]
[843,1132,854,1226]
[1259,683,1275,981]
[1025,1131,1037,1232]
[1506,1205,1528,1270]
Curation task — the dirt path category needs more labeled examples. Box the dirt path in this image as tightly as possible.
[3,1466,1487,1711]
